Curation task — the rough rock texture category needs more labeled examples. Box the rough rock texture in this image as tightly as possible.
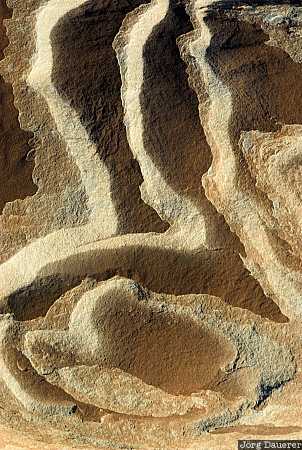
[0,0,302,448]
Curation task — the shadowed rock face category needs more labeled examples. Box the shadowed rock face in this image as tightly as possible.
[0,3,37,212]
[141,3,210,202]
[51,0,168,234]
[0,0,302,449]
[2,245,286,322]
[195,3,302,319]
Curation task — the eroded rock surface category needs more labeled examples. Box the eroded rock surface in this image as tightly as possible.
[0,0,302,448]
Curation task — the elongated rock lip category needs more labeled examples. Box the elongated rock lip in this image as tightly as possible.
[0,0,302,448]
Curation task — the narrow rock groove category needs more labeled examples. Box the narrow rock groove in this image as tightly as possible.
[0,0,302,449]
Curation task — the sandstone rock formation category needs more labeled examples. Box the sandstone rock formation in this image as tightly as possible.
[0,0,302,448]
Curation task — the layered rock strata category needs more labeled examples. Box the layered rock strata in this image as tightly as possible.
[0,0,302,448]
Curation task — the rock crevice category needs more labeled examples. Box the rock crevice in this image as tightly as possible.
[0,0,302,448]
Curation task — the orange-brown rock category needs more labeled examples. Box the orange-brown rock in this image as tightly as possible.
[0,0,302,449]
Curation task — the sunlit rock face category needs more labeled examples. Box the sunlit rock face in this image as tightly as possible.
[0,0,302,448]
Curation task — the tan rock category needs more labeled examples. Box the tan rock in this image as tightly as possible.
[0,0,302,448]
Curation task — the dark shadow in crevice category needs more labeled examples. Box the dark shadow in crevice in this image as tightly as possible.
[0,2,37,211]
[50,0,168,234]
[140,1,213,207]
[203,5,302,308]
[205,9,302,225]
[2,275,83,321]
[140,0,242,252]
[205,16,302,146]
[139,1,284,324]
[2,244,288,323]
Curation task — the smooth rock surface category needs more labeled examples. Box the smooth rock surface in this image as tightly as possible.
[0,0,302,448]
